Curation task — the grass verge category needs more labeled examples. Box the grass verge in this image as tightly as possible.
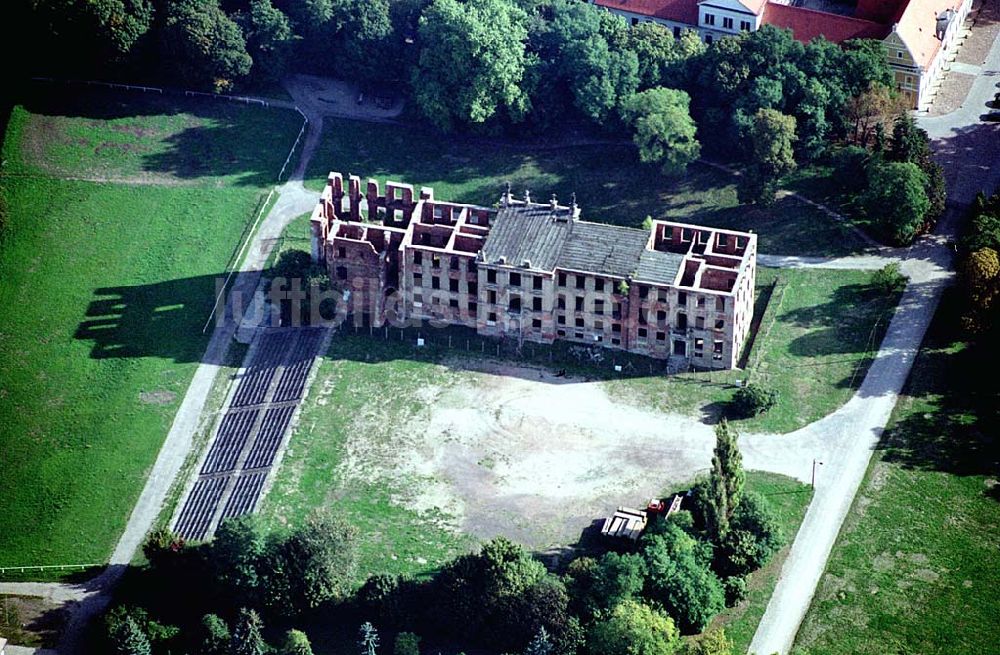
[0,89,302,570]
[710,472,813,653]
[3,89,302,186]
[608,266,900,433]
[793,301,1000,655]
[0,179,267,568]
[305,119,871,258]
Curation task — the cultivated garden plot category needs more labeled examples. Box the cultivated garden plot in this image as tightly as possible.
[0,90,303,570]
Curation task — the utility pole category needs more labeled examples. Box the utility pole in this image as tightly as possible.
[812,459,824,489]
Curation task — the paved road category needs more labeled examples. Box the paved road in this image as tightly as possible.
[748,28,1000,655]
[757,253,899,270]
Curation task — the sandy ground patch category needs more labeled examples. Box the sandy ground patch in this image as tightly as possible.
[334,360,726,549]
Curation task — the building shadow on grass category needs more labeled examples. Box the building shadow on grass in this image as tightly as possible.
[327,322,674,385]
[74,272,253,366]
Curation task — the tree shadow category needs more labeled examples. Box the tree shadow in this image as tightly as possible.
[779,282,901,361]
[0,595,68,649]
[928,121,1000,213]
[16,85,301,187]
[873,290,1000,484]
[699,399,730,425]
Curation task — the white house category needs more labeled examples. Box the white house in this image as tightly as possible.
[591,0,973,108]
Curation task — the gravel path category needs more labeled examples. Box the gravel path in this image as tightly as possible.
[4,87,328,655]
[749,27,1000,653]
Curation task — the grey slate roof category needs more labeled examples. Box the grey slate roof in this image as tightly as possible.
[636,250,683,285]
[480,204,573,271]
[558,222,647,278]
[480,203,684,286]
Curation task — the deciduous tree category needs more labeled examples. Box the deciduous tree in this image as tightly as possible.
[239,0,292,83]
[585,599,681,655]
[211,516,266,606]
[412,0,532,131]
[279,629,314,655]
[737,108,797,206]
[861,161,930,245]
[642,523,725,633]
[845,83,905,146]
[702,419,745,539]
[622,87,700,176]
[161,0,252,92]
[685,629,735,655]
[259,513,359,616]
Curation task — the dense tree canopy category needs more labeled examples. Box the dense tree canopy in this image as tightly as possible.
[238,0,293,83]
[279,629,314,655]
[161,0,253,92]
[862,161,930,245]
[258,513,359,615]
[738,108,797,206]
[565,552,645,620]
[622,87,700,176]
[642,523,726,633]
[586,599,681,655]
[412,0,533,130]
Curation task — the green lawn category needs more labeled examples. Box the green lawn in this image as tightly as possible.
[608,266,900,434]
[0,91,302,570]
[258,344,475,584]
[305,119,871,258]
[793,309,1000,655]
[4,89,303,186]
[710,472,812,653]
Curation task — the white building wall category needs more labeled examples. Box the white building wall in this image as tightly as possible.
[917,0,974,108]
[597,5,701,38]
[698,3,760,35]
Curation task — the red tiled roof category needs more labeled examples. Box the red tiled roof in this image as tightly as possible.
[895,0,961,69]
[854,0,907,22]
[593,0,701,26]
[763,2,889,43]
[739,0,771,15]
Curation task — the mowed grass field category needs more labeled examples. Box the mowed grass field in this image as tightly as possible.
[258,346,476,584]
[0,89,302,569]
[608,266,900,433]
[794,305,1000,655]
[305,118,871,258]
